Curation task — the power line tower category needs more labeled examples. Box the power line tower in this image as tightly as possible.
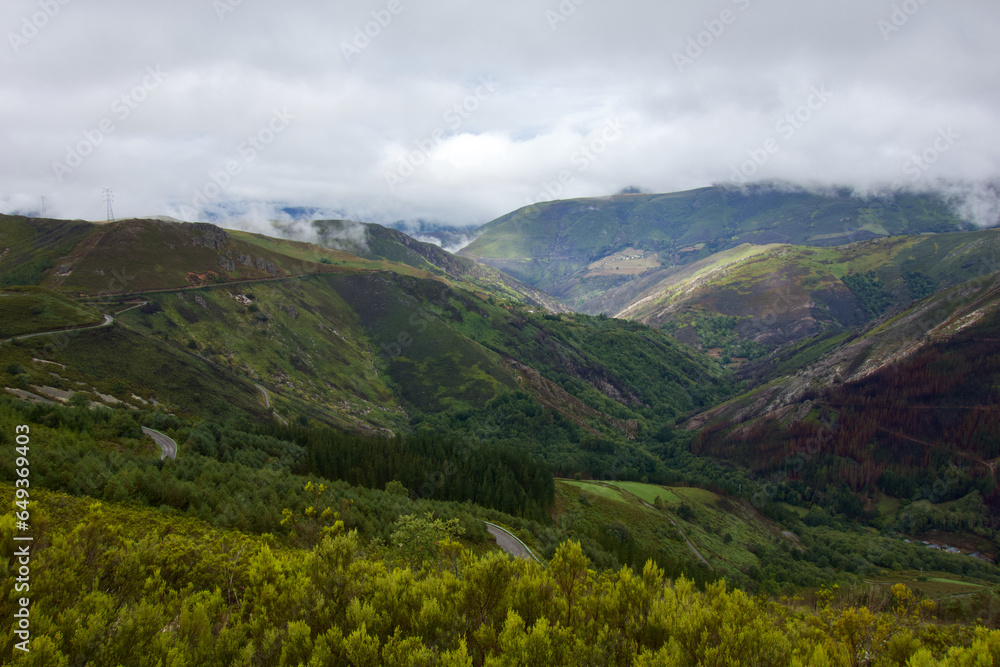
[102,188,115,222]
[40,196,47,218]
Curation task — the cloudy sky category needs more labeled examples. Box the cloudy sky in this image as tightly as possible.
[2,0,999,229]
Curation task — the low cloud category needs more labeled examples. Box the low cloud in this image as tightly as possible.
[0,0,996,230]
[311,219,370,255]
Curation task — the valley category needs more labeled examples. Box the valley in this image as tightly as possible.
[2,186,1000,663]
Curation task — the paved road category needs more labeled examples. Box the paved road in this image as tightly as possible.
[2,314,113,344]
[254,383,289,425]
[485,522,539,562]
[1,300,148,344]
[255,383,272,408]
[142,426,177,460]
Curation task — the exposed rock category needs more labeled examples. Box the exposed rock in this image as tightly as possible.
[4,388,57,405]
[254,257,278,274]
[29,385,74,402]
[94,391,121,405]
[189,223,230,250]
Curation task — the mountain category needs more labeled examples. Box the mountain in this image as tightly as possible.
[0,215,93,287]
[595,229,1000,352]
[0,215,732,472]
[459,185,970,309]
[688,269,1000,534]
[5,209,1000,662]
[267,218,569,312]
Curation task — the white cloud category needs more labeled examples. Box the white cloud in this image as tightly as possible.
[0,0,997,231]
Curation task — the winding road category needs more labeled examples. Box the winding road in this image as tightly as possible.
[485,521,540,562]
[141,426,177,460]
[254,383,289,425]
[1,314,113,344]
[1,301,146,344]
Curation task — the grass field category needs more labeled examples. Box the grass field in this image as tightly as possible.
[561,480,630,503]
[585,248,661,276]
[560,480,722,510]
[603,480,682,505]
[868,571,987,598]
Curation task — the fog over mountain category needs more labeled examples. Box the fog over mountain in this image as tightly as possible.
[1,0,998,230]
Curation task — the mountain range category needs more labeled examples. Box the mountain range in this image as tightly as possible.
[3,183,1000,607]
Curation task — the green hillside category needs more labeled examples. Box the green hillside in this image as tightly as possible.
[2,212,1000,663]
[0,286,103,339]
[0,216,735,475]
[603,230,1000,355]
[0,215,93,287]
[302,219,569,311]
[460,186,967,306]
[552,479,997,597]
[40,218,359,296]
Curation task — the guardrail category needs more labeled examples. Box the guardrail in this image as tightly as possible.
[483,520,541,563]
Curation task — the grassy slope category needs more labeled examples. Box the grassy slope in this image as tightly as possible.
[301,220,570,312]
[327,272,522,415]
[0,286,103,338]
[43,219,347,296]
[0,215,94,287]
[556,478,798,586]
[3,217,735,439]
[231,228,434,278]
[0,322,267,422]
[557,479,999,595]
[601,230,1000,352]
[435,298,735,433]
[116,274,410,433]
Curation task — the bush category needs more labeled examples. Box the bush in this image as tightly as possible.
[385,480,408,497]
[69,392,91,408]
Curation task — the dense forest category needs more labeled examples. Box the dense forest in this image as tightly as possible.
[4,487,1000,666]
[257,423,555,521]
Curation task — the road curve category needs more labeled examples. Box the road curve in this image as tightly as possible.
[142,426,177,460]
[485,521,540,562]
[254,383,289,425]
[1,314,114,344]
[254,383,272,408]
